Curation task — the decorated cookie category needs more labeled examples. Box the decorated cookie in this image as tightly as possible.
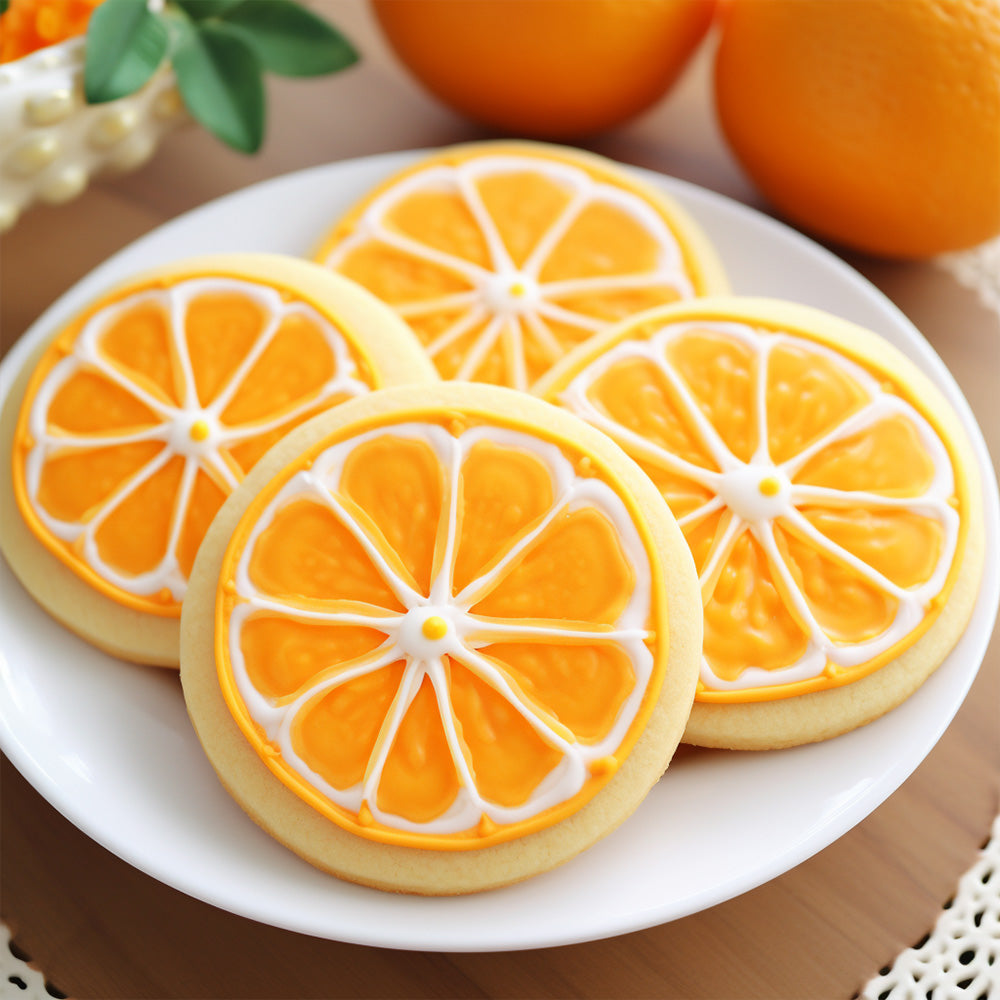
[0,254,436,666]
[537,297,985,749]
[180,383,701,894]
[312,141,727,391]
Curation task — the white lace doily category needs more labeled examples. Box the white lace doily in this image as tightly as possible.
[937,237,1000,315]
[860,809,1000,999]
[0,924,65,1000]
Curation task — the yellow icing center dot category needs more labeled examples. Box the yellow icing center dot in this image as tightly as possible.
[758,475,781,497]
[509,280,526,297]
[421,615,449,640]
[189,419,210,442]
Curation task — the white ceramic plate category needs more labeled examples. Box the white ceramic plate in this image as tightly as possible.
[1,152,997,952]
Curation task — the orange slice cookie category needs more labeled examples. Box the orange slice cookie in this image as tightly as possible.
[312,141,727,391]
[180,384,701,893]
[0,254,436,666]
[538,297,985,749]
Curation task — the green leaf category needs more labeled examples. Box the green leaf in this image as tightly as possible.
[171,0,242,21]
[172,22,265,153]
[0,1,9,17]
[84,0,169,103]
[216,0,358,77]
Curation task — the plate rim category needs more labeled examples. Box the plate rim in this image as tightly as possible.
[1,148,997,952]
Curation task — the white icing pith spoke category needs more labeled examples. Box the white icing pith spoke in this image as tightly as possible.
[539,270,680,299]
[83,352,175,419]
[521,311,564,363]
[751,335,772,464]
[39,425,169,450]
[221,378,364,442]
[790,484,951,512]
[426,657,481,797]
[205,311,283,416]
[521,188,589,277]
[576,403,720,489]
[310,487,423,608]
[463,615,649,645]
[454,490,571,608]
[198,450,240,491]
[650,351,743,476]
[429,436,462,604]
[361,659,425,798]
[371,225,489,284]
[425,307,488,358]
[280,646,404,745]
[83,445,174,535]
[534,300,605,334]
[163,456,198,571]
[676,496,725,528]
[275,641,401,709]
[780,507,910,599]
[697,513,746,598]
[454,315,505,380]
[455,171,517,273]
[504,320,529,392]
[779,397,885,478]
[395,291,479,319]
[169,290,200,409]
[755,521,830,650]
[241,593,404,629]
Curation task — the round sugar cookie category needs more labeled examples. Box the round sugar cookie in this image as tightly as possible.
[0,254,437,667]
[180,383,702,894]
[537,297,985,749]
[312,141,727,392]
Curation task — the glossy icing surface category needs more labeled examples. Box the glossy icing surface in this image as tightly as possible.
[217,414,667,849]
[13,273,371,615]
[317,148,712,390]
[556,318,966,701]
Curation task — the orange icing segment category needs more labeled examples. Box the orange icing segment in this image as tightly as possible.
[665,328,758,462]
[766,341,871,464]
[584,356,718,471]
[247,499,406,611]
[339,435,444,596]
[773,522,899,644]
[93,455,185,576]
[36,441,164,523]
[335,242,473,306]
[704,531,810,681]
[799,505,944,590]
[451,439,554,593]
[794,413,937,496]
[481,642,635,744]
[376,675,462,822]
[471,507,634,624]
[97,298,181,406]
[475,170,573,267]
[239,615,389,701]
[449,660,563,808]
[293,662,407,792]
[13,269,378,616]
[385,190,492,267]
[185,291,267,407]
[216,410,667,849]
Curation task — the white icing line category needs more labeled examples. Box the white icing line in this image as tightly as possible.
[697,513,745,600]
[455,169,516,273]
[676,496,725,528]
[425,307,488,359]
[521,310,564,363]
[367,224,488,284]
[540,270,686,299]
[504,320,529,392]
[463,617,650,645]
[534,299,605,334]
[454,314,505,381]
[520,185,590,277]
[395,291,479,319]
[204,307,282,417]
[242,593,405,629]
[428,434,462,605]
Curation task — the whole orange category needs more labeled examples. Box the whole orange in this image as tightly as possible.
[372,0,717,138]
[714,0,1000,258]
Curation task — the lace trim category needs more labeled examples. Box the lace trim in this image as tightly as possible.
[937,238,1000,315]
[0,924,67,999]
[860,810,1000,999]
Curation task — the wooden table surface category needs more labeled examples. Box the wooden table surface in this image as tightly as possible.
[1,4,998,997]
